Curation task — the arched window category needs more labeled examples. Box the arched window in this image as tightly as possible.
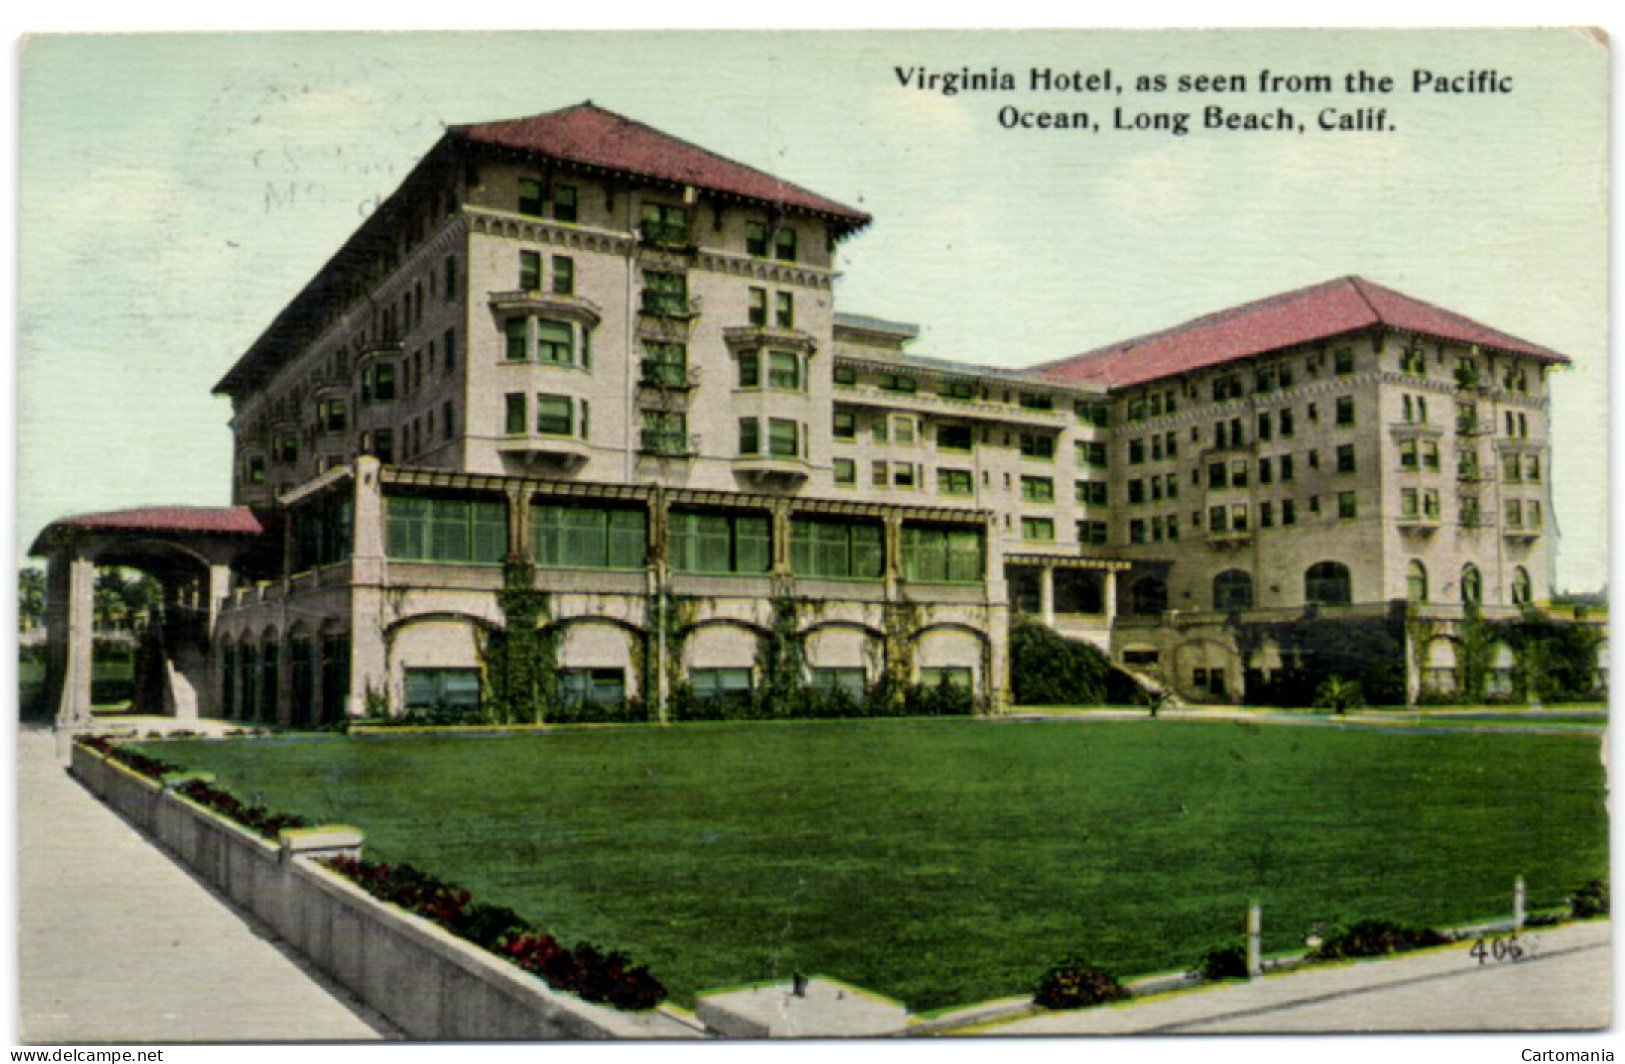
[1131,576,1168,615]
[1305,561,1352,606]
[1511,566,1532,606]
[1213,569,1254,611]
[1461,564,1483,606]
[1406,560,1429,603]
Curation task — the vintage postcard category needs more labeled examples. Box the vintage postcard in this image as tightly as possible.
[11,28,1611,1053]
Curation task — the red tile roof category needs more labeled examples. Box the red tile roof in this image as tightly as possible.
[1039,276,1569,389]
[451,102,871,233]
[32,507,264,553]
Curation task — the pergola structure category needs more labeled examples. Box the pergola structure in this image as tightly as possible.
[29,507,265,726]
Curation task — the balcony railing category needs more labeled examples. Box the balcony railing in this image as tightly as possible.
[640,292,700,320]
[639,220,692,248]
[639,428,695,458]
[639,361,699,389]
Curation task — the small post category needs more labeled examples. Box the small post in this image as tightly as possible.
[1514,876,1526,937]
[1247,902,1263,977]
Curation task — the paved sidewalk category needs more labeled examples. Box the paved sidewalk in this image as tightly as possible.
[15,725,396,1043]
[980,918,1611,1035]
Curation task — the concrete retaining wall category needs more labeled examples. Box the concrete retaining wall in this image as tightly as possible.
[69,743,698,1040]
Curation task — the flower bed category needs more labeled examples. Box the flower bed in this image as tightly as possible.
[325,855,667,1011]
[174,778,311,839]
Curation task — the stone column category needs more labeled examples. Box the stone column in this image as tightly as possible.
[1103,569,1119,628]
[506,484,531,562]
[347,457,388,717]
[883,513,903,600]
[1039,565,1055,627]
[55,551,97,726]
[770,501,793,576]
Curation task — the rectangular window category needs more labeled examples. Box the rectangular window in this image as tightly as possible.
[518,179,543,217]
[1019,433,1055,460]
[1128,438,1146,465]
[937,424,973,451]
[1129,519,1147,544]
[536,320,573,365]
[902,526,985,583]
[1528,500,1543,528]
[386,495,506,564]
[691,668,752,702]
[834,458,856,485]
[1280,454,1295,482]
[1260,501,1274,528]
[942,379,976,402]
[768,351,802,391]
[559,668,626,708]
[833,411,857,440]
[1209,463,1227,490]
[1209,505,1228,533]
[1019,392,1055,411]
[879,374,918,394]
[670,512,770,575]
[641,412,689,456]
[1021,476,1055,503]
[872,460,888,487]
[1230,459,1249,487]
[775,292,794,329]
[834,365,857,388]
[1423,490,1441,519]
[1258,411,1273,441]
[1077,441,1107,468]
[938,468,973,496]
[640,203,688,246]
[374,363,397,402]
[1525,454,1541,482]
[534,504,647,570]
[1075,480,1107,506]
[1231,504,1249,533]
[1279,407,1295,438]
[405,668,482,714]
[641,341,688,387]
[1076,400,1110,427]
[1338,491,1358,520]
[748,287,767,326]
[792,519,884,581]
[536,394,573,436]
[1077,520,1108,545]
[1127,479,1146,505]
[738,350,761,389]
[520,250,542,291]
[773,226,798,262]
[443,327,457,373]
[374,428,395,464]
[1336,396,1355,426]
[505,393,526,435]
[1402,487,1420,518]
[1337,444,1357,474]
[738,418,760,455]
[1400,439,1419,470]
[1505,499,1524,529]
[506,319,529,361]
[1334,348,1355,375]
[1259,457,1273,485]
[891,463,918,489]
[811,667,866,698]
[1021,517,1055,542]
[552,184,577,222]
[552,256,574,295]
[1282,499,1297,526]
[444,400,457,440]
[769,419,799,459]
[642,271,688,317]
[745,220,768,257]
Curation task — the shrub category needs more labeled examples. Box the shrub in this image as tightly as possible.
[1033,957,1130,1009]
[175,778,311,839]
[324,856,667,1011]
[1571,879,1610,919]
[1312,675,1364,714]
[1010,617,1114,705]
[1193,944,1249,982]
[1311,919,1449,960]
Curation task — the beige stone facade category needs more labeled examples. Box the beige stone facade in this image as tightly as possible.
[75,103,1574,724]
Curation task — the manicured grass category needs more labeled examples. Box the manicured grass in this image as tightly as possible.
[146,719,1607,1012]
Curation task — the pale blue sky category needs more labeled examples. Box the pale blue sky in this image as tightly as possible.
[15,29,1609,589]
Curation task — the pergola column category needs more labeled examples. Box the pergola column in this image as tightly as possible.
[1038,565,1055,627]
[1103,569,1119,628]
[52,551,97,726]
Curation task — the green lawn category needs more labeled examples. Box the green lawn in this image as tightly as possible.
[145,719,1608,1012]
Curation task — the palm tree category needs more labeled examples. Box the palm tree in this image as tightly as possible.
[17,568,46,631]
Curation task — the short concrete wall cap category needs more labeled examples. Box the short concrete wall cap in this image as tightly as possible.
[695,976,908,1038]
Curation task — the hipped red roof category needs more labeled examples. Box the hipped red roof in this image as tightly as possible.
[1040,276,1569,389]
[451,102,871,232]
[31,507,264,554]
